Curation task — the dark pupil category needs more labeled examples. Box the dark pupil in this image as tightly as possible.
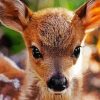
[31,46,42,59]
[73,46,81,58]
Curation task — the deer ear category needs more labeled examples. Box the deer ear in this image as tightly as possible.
[75,1,87,19]
[75,0,97,29]
[0,0,32,33]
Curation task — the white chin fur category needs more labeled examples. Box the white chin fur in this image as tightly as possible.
[48,88,67,95]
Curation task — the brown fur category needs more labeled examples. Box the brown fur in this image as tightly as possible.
[0,0,91,100]
[19,8,84,100]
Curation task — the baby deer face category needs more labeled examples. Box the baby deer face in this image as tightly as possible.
[25,9,85,93]
[0,0,87,94]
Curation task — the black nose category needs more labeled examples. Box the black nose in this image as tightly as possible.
[47,74,68,91]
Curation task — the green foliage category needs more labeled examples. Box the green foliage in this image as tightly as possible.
[0,26,25,54]
[54,0,60,7]
[65,0,86,10]
[29,0,86,11]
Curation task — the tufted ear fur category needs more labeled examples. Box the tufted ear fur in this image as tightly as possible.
[75,2,87,19]
[75,0,98,32]
[75,0,95,19]
[0,0,32,33]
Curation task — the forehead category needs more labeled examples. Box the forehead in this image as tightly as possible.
[37,9,75,48]
[29,8,84,50]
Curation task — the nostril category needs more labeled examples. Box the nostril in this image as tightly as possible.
[47,75,69,92]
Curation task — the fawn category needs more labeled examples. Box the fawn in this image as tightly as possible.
[0,0,96,100]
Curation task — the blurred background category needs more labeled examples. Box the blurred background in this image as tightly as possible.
[0,0,100,100]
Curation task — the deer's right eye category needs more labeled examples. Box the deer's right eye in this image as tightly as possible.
[30,46,43,59]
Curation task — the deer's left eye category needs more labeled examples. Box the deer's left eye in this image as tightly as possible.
[73,46,81,58]
[30,46,43,59]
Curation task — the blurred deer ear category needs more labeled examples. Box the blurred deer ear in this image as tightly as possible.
[0,0,32,33]
[75,0,95,19]
[75,2,87,19]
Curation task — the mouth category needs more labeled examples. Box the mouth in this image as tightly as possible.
[48,88,67,95]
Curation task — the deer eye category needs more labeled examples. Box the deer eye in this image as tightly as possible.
[73,46,81,58]
[30,46,43,59]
